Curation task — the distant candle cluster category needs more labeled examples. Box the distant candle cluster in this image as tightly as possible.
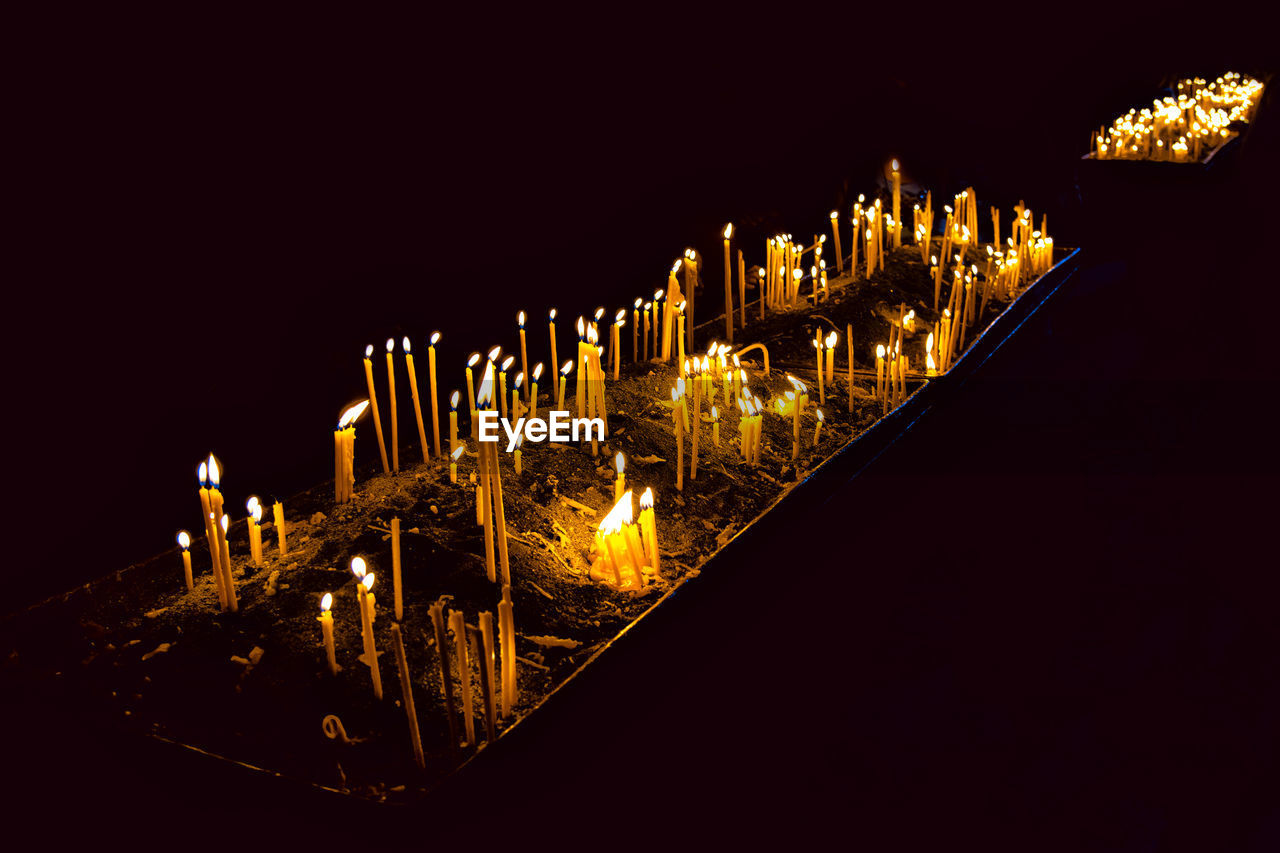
[1090,72,1264,162]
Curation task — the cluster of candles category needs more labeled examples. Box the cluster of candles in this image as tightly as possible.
[164,154,1073,770]
[1090,73,1264,161]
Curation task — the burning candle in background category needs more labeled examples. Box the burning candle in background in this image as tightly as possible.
[428,332,442,459]
[513,372,524,421]
[613,309,625,380]
[272,500,286,556]
[403,337,430,463]
[813,409,824,445]
[218,514,235,608]
[814,335,825,406]
[830,211,843,273]
[352,559,382,700]
[530,363,543,420]
[825,331,838,385]
[246,496,263,567]
[362,345,391,474]
[318,592,339,675]
[385,339,400,472]
[197,461,225,607]
[639,488,659,576]
[514,434,524,475]
[643,301,652,362]
[722,223,734,342]
[177,531,193,591]
[548,309,558,392]
[465,352,481,439]
[499,355,514,419]
[208,458,238,612]
[333,400,369,505]
[672,385,684,492]
[711,405,720,447]
[633,298,641,362]
[518,311,529,404]
[614,452,626,501]
[891,159,901,248]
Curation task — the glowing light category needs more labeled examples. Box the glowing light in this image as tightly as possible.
[338,399,370,428]
[321,593,332,612]
[177,531,190,549]
[351,556,367,578]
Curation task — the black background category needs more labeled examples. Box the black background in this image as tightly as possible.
[6,9,1280,849]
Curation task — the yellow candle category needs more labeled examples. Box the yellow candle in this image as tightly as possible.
[891,159,901,249]
[272,500,286,556]
[177,531,193,591]
[722,223,734,342]
[638,488,659,576]
[558,360,571,411]
[875,344,886,401]
[672,387,684,492]
[514,435,523,475]
[813,409,824,445]
[246,497,263,567]
[814,336,825,406]
[318,592,339,675]
[465,353,480,439]
[403,337,430,463]
[391,517,402,621]
[450,445,464,483]
[499,584,516,719]
[218,513,237,612]
[513,372,523,421]
[351,559,382,700]
[449,390,460,453]
[363,346,390,474]
[428,332,442,459]
[499,355,513,420]
[530,363,542,421]
[389,622,425,769]
[825,331,837,385]
[611,315,621,381]
[479,611,498,743]
[711,406,719,447]
[643,302,651,362]
[448,609,477,746]
[384,339,399,472]
[829,211,843,273]
[690,373,701,480]
[846,324,854,414]
[429,603,460,749]
[518,311,529,404]
[614,452,625,502]
[548,309,558,396]
[632,298,641,362]
[676,302,686,371]
[197,465,225,608]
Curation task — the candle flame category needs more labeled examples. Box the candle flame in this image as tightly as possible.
[891,158,899,171]
[431,331,441,345]
[561,360,573,376]
[926,332,934,351]
[365,344,374,358]
[450,390,460,409]
[452,446,465,461]
[351,556,367,578]
[501,355,515,371]
[247,495,259,514]
[402,336,411,353]
[363,573,375,592]
[654,289,664,300]
[640,487,654,510]
[220,514,229,533]
[672,260,682,274]
[549,308,557,321]
[723,223,733,239]
[477,361,496,407]
[386,338,394,353]
[321,593,332,612]
[615,452,625,474]
[677,301,686,312]
[177,531,190,549]
[644,302,651,310]
[587,325,598,344]
[577,316,586,337]
[615,309,626,324]
[829,210,838,220]
[594,307,605,321]
[634,297,643,309]
[251,503,263,523]
[207,454,221,487]
[816,409,824,422]
[338,399,370,428]
[533,363,544,381]
[876,344,886,358]
[926,351,937,371]
[518,310,526,327]
[597,490,634,535]
[198,461,208,485]
[711,405,718,420]
[676,377,686,397]
[468,352,481,368]
[515,372,524,389]
[488,346,502,362]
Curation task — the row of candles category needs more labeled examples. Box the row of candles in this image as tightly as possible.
[1090,73,1263,162]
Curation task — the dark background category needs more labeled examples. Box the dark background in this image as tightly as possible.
[6,10,1280,849]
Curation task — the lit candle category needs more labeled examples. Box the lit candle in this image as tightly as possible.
[711,405,720,447]
[246,496,263,567]
[642,301,651,362]
[825,331,837,386]
[575,317,587,420]
[208,457,238,612]
[548,309,558,396]
[875,344,886,401]
[612,309,624,381]
[722,223,734,342]
[218,514,235,609]
[465,352,481,439]
[676,300,686,370]
[653,288,664,360]
[672,386,684,492]
[177,531,193,591]
[829,211,843,273]
[428,332,442,458]
[499,355,514,419]
[391,517,402,621]
[384,339,399,472]
[403,337,430,463]
[633,298,641,362]
[530,363,543,421]
[351,559,382,700]
[813,409,824,445]
[450,445,464,483]
[514,434,523,475]
[891,159,901,249]
[197,461,225,608]
[362,345,390,474]
[334,400,368,505]
[449,390,460,453]
[318,592,339,675]
[517,311,529,404]
[449,609,477,746]
[513,372,523,421]
[691,366,702,481]
[846,324,854,414]
[814,335,825,406]
[389,622,425,768]
[557,360,572,411]
[638,488,659,576]
[614,452,625,502]
[272,500,286,556]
